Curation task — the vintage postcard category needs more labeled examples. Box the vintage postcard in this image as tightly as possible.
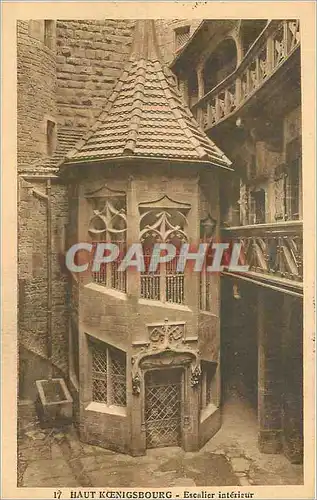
[1,1,316,499]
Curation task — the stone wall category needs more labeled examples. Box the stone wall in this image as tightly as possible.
[18,178,69,399]
[17,20,57,167]
[18,180,48,358]
[17,19,137,401]
[80,407,130,454]
[56,19,135,130]
[17,19,204,163]
[50,183,69,372]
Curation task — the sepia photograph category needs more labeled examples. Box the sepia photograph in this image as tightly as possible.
[1,2,316,499]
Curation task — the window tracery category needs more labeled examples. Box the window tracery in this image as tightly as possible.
[86,185,127,292]
[139,195,190,305]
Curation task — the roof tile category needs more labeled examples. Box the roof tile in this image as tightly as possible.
[62,21,232,170]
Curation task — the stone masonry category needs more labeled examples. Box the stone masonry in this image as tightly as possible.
[17,19,204,401]
[17,19,137,399]
[56,19,135,130]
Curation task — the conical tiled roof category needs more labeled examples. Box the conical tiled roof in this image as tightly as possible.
[62,20,232,170]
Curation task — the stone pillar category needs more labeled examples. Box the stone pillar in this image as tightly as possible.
[257,288,283,453]
[126,175,140,299]
[126,174,144,456]
[282,295,303,463]
[176,176,200,316]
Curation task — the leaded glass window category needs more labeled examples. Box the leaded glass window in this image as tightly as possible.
[91,339,126,407]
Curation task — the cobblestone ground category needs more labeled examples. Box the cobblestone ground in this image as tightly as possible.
[18,393,303,488]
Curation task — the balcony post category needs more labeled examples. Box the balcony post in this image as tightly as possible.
[255,57,261,86]
[266,35,275,72]
[283,20,290,56]
[246,69,251,96]
[215,96,221,121]
[225,89,231,115]
[235,77,242,105]
[206,102,211,128]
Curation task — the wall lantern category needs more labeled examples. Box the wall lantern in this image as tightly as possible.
[233,282,241,300]
[236,117,243,128]
[200,214,217,240]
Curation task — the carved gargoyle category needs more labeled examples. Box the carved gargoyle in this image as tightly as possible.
[132,373,141,396]
[190,365,201,388]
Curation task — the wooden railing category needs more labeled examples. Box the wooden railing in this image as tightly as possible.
[222,220,303,287]
[192,20,300,129]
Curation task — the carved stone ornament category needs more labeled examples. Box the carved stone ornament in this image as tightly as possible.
[131,319,200,395]
[132,373,141,396]
[183,415,191,428]
[190,365,201,388]
[85,185,127,237]
[148,321,185,349]
[140,210,188,243]
[139,195,190,243]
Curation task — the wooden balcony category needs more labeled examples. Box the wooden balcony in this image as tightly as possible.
[192,20,300,130]
[222,220,303,296]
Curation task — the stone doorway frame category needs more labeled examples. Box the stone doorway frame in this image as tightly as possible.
[129,319,201,456]
[130,346,201,456]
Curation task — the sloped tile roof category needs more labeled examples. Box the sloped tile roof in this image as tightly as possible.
[19,128,84,175]
[62,21,232,170]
